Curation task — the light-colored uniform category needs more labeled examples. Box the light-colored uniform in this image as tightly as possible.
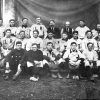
[26,37,43,51]
[75,26,90,39]
[31,23,47,39]
[82,38,98,51]
[83,49,100,67]
[1,36,16,56]
[43,38,56,50]
[16,27,31,38]
[67,38,83,51]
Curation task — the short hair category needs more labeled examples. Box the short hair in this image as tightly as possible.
[16,41,22,45]
[80,20,85,23]
[33,30,39,34]
[48,32,53,34]
[22,18,28,21]
[36,17,41,20]
[47,42,53,46]
[6,29,11,32]
[71,42,77,46]
[66,21,70,25]
[19,30,25,34]
[62,32,67,35]
[85,30,92,35]
[73,31,78,35]
[31,43,38,47]
[50,19,55,23]
[87,42,93,47]
[9,19,15,22]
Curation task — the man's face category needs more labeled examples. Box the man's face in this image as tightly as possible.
[65,21,70,27]
[33,31,38,38]
[62,33,68,39]
[48,33,53,38]
[10,20,15,27]
[16,44,22,50]
[49,21,55,26]
[47,43,53,50]
[36,18,41,24]
[87,32,92,39]
[6,30,11,37]
[79,21,85,27]
[73,33,78,39]
[97,24,100,29]
[19,31,25,39]
[22,19,28,25]
[71,43,77,50]
[88,44,93,51]
[0,20,3,26]
[31,45,38,51]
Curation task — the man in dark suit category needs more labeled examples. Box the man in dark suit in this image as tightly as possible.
[61,21,73,39]
[47,20,61,39]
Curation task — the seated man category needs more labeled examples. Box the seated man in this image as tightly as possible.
[43,42,62,78]
[1,29,16,56]
[31,17,47,39]
[83,42,100,80]
[26,30,43,51]
[61,42,84,79]
[13,43,44,81]
[82,30,98,51]
[14,30,27,49]
[43,32,56,50]
[67,31,83,52]
[4,41,26,80]
[58,32,69,54]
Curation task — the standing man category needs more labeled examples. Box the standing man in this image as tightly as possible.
[17,18,31,38]
[31,17,47,39]
[61,21,73,39]
[75,20,90,40]
[6,19,17,36]
[47,19,61,39]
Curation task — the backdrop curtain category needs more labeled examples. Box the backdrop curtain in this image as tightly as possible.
[0,0,2,19]
[15,0,100,29]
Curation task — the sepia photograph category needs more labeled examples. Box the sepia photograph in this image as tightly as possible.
[0,0,100,99]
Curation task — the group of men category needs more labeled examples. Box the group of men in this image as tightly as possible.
[0,17,100,82]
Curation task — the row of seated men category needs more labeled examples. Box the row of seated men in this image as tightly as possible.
[0,27,100,56]
[1,38,100,81]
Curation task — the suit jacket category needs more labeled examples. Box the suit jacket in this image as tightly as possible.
[47,26,61,39]
[62,27,73,39]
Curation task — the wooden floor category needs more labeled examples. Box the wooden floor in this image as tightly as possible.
[0,75,100,100]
